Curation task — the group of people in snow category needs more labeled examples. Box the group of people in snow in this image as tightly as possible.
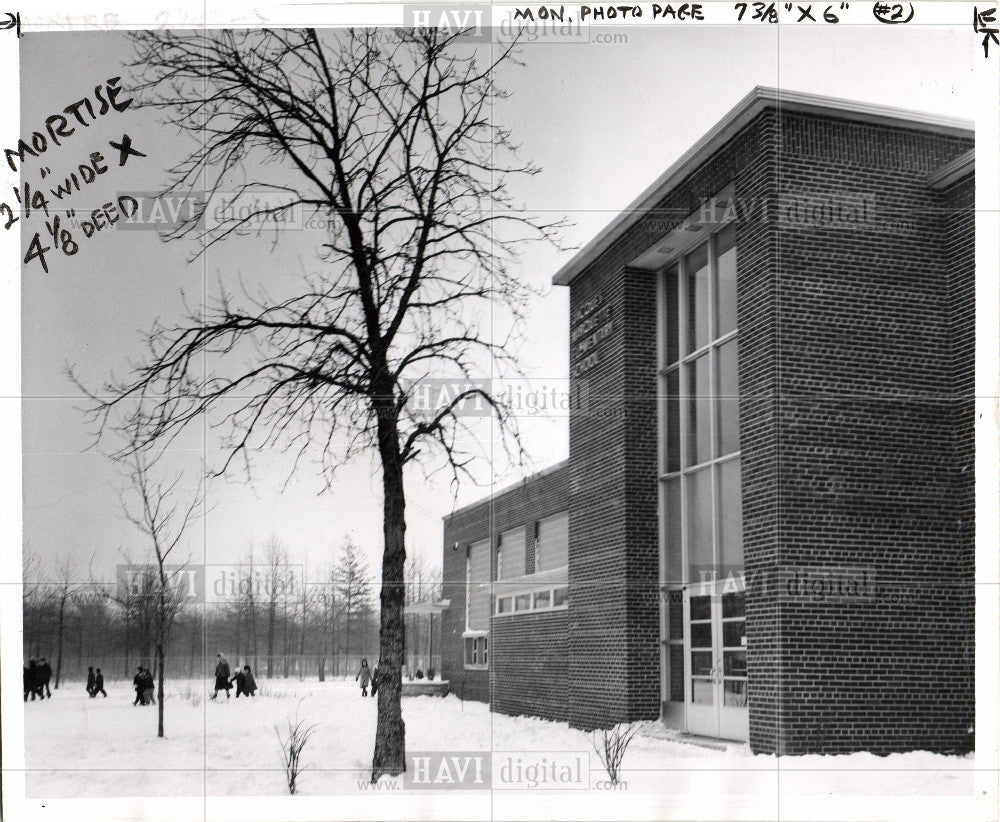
[133,666,157,705]
[85,666,108,697]
[212,653,257,699]
[355,658,380,697]
[22,658,52,701]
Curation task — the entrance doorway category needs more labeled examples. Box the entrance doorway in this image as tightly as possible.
[684,583,748,741]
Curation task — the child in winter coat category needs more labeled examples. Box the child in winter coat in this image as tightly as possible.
[355,659,372,696]
[242,665,257,696]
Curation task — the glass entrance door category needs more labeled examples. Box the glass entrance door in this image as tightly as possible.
[684,584,748,741]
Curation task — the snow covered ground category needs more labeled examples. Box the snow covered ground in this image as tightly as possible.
[21,676,982,814]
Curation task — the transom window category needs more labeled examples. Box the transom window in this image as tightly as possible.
[495,584,569,616]
[659,221,743,586]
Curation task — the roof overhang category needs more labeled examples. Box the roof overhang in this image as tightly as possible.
[927,148,975,190]
[405,599,450,615]
[552,86,974,287]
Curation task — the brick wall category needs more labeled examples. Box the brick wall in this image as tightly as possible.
[564,107,973,752]
[761,114,974,754]
[440,463,569,711]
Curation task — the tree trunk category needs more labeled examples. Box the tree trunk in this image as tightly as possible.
[157,642,165,738]
[124,614,130,679]
[371,404,407,782]
[267,597,276,678]
[298,584,307,681]
[344,608,353,675]
[54,592,66,689]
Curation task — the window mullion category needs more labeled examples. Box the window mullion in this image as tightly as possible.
[707,234,721,580]
[678,254,690,586]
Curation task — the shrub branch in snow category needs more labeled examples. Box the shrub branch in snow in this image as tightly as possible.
[591,722,642,786]
[276,701,318,795]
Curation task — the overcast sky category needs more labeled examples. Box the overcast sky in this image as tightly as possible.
[21,25,973,581]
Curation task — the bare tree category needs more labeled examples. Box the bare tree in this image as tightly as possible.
[111,559,158,677]
[263,536,289,678]
[51,556,79,689]
[298,563,309,679]
[22,543,51,660]
[404,547,441,605]
[121,455,201,738]
[81,27,560,780]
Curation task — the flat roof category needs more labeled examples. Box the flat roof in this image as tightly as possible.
[552,86,974,287]
[443,459,568,523]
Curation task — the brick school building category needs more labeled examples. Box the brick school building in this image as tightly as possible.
[439,87,975,756]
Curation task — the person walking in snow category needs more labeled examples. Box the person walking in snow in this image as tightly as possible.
[24,660,36,701]
[355,658,372,697]
[212,653,232,699]
[93,668,107,697]
[134,666,147,705]
[231,667,246,697]
[86,666,96,696]
[37,658,52,698]
[142,668,156,705]
[242,665,257,697]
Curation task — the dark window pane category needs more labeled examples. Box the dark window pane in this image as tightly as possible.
[724,650,747,676]
[687,355,712,466]
[668,593,683,641]
[669,645,685,702]
[723,621,746,649]
[533,590,550,609]
[552,587,568,607]
[664,478,682,585]
[691,651,713,676]
[716,225,737,337]
[664,369,680,473]
[690,621,712,649]
[515,594,531,611]
[664,263,680,365]
[686,243,710,352]
[718,339,740,457]
[689,594,711,621]
[722,591,745,619]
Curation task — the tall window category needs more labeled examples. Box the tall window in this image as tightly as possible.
[497,527,526,581]
[465,539,490,625]
[534,512,569,573]
[659,222,743,585]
